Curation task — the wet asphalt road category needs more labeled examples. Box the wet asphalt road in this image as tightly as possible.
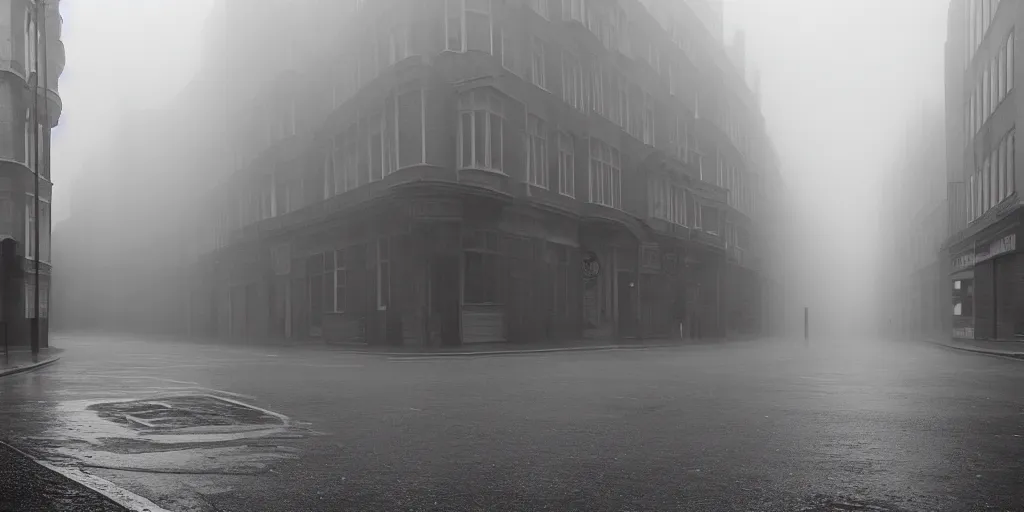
[0,335,1023,511]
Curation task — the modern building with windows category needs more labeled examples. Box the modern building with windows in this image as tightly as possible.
[944,0,1021,341]
[0,0,63,347]
[186,0,785,346]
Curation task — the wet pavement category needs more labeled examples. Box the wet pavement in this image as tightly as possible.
[1,334,1023,511]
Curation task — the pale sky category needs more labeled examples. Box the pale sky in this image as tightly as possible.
[52,0,213,222]
[725,0,949,334]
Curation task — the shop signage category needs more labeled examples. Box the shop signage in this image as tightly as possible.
[582,252,600,280]
[952,251,975,272]
[975,233,1016,264]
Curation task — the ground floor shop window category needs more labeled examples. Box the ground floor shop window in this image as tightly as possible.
[464,229,500,304]
[953,278,974,317]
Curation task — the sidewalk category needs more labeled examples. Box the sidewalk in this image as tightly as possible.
[927,336,1024,359]
[0,442,129,512]
[320,335,766,357]
[0,346,62,377]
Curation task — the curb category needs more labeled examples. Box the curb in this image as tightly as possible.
[0,441,169,512]
[925,338,1024,360]
[382,343,683,359]
[0,356,60,378]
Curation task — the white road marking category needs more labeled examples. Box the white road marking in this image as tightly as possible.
[38,462,175,512]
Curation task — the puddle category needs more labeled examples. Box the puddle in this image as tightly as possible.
[30,392,312,475]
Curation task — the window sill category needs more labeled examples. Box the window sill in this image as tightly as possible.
[458,166,506,175]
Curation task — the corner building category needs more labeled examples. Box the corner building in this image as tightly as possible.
[945,0,1023,341]
[0,0,63,347]
[194,0,783,347]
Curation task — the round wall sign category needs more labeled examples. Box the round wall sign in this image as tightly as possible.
[582,252,600,279]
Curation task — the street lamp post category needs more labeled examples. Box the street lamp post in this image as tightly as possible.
[30,0,49,358]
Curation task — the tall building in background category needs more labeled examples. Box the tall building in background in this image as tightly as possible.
[0,0,64,347]
[181,0,786,347]
[886,107,948,340]
[943,0,1019,342]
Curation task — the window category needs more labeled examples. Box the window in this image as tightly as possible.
[458,90,504,172]
[984,68,991,121]
[990,149,998,208]
[1009,31,1015,93]
[1010,129,1016,196]
[701,205,719,234]
[445,0,463,51]
[558,132,574,197]
[589,65,605,116]
[562,52,584,110]
[527,114,548,188]
[377,238,390,310]
[529,0,550,19]
[332,249,346,313]
[530,37,546,89]
[397,89,425,168]
[999,47,1007,102]
[464,230,500,304]
[991,58,998,115]
[445,0,493,53]
[642,94,655,146]
[562,0,585,23]
[588,138,621,209]
[999,136,1007,200]
[25,198,35,260]
[500,29,517,74]
[25,12,35,75]
[389,26,410,65]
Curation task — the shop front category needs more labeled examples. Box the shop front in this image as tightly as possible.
[974,229,1019,340]
[952,226,1020,341]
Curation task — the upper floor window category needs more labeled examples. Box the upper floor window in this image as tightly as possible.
[530,37,547,90]
[642,94,655,146]
[526,113,548,188]
[458,90,504,172]
[558,132,575,197]
[388,25,410,65]
[529,0,551,20]
[25,13,36,75]
[588,138,621,209]
[562,52,584,111]
[445,0,493,53]
[562,0,585,24]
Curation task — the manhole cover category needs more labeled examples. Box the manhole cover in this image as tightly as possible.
[88,395,286,432]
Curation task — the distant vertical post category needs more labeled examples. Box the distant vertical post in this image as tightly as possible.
[804,307,809,343]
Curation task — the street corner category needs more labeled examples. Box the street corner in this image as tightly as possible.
[0,354,60,378]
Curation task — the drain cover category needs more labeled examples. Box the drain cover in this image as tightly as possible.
[88,395,286,431]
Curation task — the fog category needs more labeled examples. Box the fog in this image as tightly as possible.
[49,0,950,340]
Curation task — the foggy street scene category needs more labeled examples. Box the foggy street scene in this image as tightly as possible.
[1,0,1023,511]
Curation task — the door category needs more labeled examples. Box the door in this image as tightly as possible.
[430,256,460,346]
[617,270,636,338]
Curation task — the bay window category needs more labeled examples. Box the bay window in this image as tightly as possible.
[458,90,504,172]
[527,113,548,188]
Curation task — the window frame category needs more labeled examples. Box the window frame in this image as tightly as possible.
[457,90,505,173]
[558,131,575,197]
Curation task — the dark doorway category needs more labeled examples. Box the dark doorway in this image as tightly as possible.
[617,270,636,338]
[430,256,461,346]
